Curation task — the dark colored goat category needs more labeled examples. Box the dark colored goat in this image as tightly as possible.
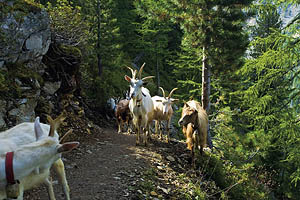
[115,99,132,134]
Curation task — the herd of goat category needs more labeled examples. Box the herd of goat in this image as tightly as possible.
[115,63,209,165]
[0,63,208,200]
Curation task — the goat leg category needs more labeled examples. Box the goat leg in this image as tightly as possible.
[53,159,70,200]
[159,122,163,140]
[166,119,171,143]
[147,124,152,142]
[44,177,56,200]
[15,185,24,200]
[143,127,147,146]
[126,119,132,134]
[136,127,140,146]
[155,120,159,138]
[117,118,122,134]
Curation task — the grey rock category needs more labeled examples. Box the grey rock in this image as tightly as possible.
[17,98,28,105]
[8,98,37,124]
[0,61,4,69]
[43,81,61,95]
[0,100,7,129]
[0,2,51,64]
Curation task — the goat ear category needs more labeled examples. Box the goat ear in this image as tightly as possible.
[183,101,188,107]
[57,142,79,153]
[171,98,179,103]
[142,81,148,86]
[124,75,131,82]
[34,117,44,141]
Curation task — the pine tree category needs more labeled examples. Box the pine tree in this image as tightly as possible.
[133,0,182,94]
[170,0,254,147]
[237,2,300,197]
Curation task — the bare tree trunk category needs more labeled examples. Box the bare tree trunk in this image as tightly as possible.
[202,46,210,111]
[202,45,213,149]
[156,53,160,93]
[97,0,102,76]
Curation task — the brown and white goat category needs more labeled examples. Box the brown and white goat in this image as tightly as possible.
[124,63,155,146]
[115,99,133,134]
[178,100,208,168]
[0,117,79,200]
[0,112,74,200]
[152,87,179,143]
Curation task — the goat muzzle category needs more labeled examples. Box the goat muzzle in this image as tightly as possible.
[178,119,183,126]
[6,181,20,199]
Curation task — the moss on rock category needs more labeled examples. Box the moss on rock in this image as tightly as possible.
[0,0,42,17]
[0,63,44,99]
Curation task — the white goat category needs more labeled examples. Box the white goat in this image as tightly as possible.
[0,112,73,200]
[152,87,179,143]
[124,63,155,146]
[0,117,79,200]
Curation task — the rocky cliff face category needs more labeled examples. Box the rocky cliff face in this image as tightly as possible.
[0,1,50,64]
[0,0,82,130]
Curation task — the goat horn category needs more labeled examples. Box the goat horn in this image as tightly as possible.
[138,63,146,79]
[47,115,55,137]
[126,66,136,79]
[142,76,155,81]
[168,88,178,98]
[60,129,73,143]
[159,87,166,98]
[47,111,67,137]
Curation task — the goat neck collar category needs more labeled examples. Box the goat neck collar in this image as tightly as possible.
[5,152,16,184]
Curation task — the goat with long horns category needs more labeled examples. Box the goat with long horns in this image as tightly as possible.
[124,63,155,146]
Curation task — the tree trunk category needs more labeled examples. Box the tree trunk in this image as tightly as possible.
[202,46,210,111]
[202,45,213,149]
[156,53,160,93]
[97,0,102,76]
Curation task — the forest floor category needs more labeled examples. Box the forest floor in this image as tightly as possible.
[24,119,216,200]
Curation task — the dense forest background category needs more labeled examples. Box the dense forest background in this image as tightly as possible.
[2,0,300,199]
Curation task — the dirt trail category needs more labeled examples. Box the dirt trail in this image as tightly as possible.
[24,125,192,200]
[23,126,145,199]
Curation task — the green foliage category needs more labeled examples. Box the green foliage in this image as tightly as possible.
[0,63,43,99]
[59,44,82,58]
[201,153,267,199]
[172,40,202,100]
[232,3,300,197]
[80,62,130,107]
[0,0,42,17]
[0,70,8,93]
[134,0,182,94]
[46,0,90,46]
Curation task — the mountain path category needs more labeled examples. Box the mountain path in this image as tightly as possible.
[24,125,191,200]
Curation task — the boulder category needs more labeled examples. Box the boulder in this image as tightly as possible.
[0,0,51,64]
[8,98,37,124]
[0,100,7,129]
